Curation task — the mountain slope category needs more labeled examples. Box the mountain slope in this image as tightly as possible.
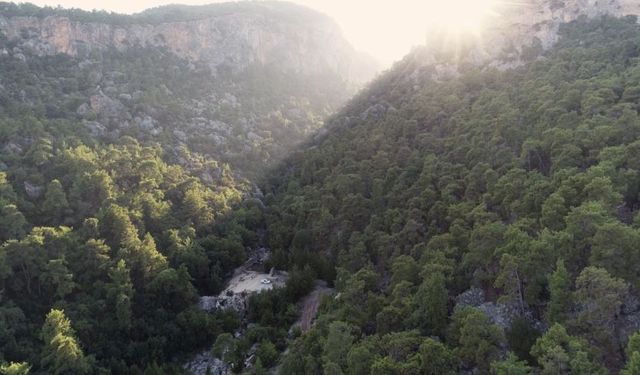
[0,2,376,373]
[0,1,378,178]
[264,15,640,374]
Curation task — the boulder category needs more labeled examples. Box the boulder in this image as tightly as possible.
[618,294,640,349]
[455,288,485,308]
[198,294,247,314]
[454,288,541,331]
[24,181,44,199]
[138,116,157,131]
[83,121,106,137]
[118,93,133,102]
[199,296,218,312]
[90,91,125,117]
[184,351,230,375]
[76,103,91,117]
[359,101,396,121]
[3,142,23,155]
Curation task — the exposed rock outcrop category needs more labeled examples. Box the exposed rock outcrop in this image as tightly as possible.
[199,292,247,314]
[417,0,640,79]
[184,351,230,375]
[23,181,44,199]
[454,288,544,331]
[0,2,378,83]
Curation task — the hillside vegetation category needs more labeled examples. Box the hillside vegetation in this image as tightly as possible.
[260,16,640,374]
[0,2,363,373]
[5,2,640,375]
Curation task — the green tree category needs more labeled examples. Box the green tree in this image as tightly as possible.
[39,258,75,301]
[256,340,278,368]
[540,193,568,231]
[418,338,457,375]
[452,308,504,371]
[546,259,571,324]
[40,309,89,374]
[531,323,604,375]
[490,352,532,375]
[346,341,376,375]
[0,362,30,375]
[323,361,344,375]
[41,180,69,224]
[413,271,448,336]
[622,352,640,375]
[573,267,628,359]
[622,332,640,375]
[390,255,419,287]
[0,204,28,242]
[106,260,134,330]
[494,253,525,313]
[590,222,640,287]
[212,333,238,366]
[323,321,354,371]
[627,332,640,359]
[254,358,266,375]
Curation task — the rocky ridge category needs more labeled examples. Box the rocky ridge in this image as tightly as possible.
[0,2,378,181]
[418,0,640,79]
[0,2,378,83]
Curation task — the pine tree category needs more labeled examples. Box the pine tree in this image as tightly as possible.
[0,362,31,375]
[41,309,89,374]
[546,259,571,324]
[490,352,532,375]
[41,180,69,224]
[622,351,640,375]
[414,271,448,336]
[495,254,525,314]
[418,338,457,375]
[106,260,134,330]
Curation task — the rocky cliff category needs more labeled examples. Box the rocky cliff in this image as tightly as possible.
[0,2,379,179]
[0,2,378,83]
[419,0,640,78]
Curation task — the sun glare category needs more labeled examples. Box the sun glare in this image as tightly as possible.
[423,0,500,35]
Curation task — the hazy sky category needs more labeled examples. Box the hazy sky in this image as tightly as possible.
[23,0,440,65]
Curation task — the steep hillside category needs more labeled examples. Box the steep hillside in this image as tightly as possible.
[0,1,377,178]
[0,2,376,374]
[0,2,377,83]
[420,0,640,78]
[264,15,640,374]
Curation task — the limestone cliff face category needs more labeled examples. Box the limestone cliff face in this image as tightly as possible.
[0,3,378,84]
[419,0,640,78]
[482,0,640,62]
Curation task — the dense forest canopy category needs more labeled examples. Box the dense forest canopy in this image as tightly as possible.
[4,2,640,374]
[260,15,640,374]
[0,1,352,373]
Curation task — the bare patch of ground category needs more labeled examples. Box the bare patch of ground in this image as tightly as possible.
[294,281,333,332]
[223,269,288,295]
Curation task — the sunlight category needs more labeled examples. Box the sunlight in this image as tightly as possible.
[422,0,500,35]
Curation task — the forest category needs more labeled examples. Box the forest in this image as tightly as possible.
[264,15,640,374]
[0,3,338,373]
[3,3,640,375]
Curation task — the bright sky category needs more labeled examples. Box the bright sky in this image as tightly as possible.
[25,0,502,66]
